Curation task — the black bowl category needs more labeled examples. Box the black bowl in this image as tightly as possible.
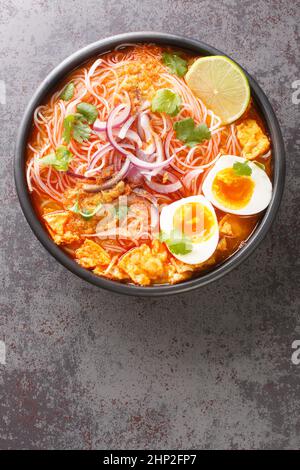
[14,32,285,296]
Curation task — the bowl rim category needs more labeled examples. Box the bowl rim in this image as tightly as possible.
[14,31,285,297]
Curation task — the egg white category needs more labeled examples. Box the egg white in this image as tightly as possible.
[202,155,272,215]
[160,195,219,265]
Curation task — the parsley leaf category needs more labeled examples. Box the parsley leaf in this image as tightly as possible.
[162,52,188,77]
[39,146,73,171]
[60,82,75,101]
[233,161,252,176]
[76,102,98,124]
[159,230,193,255]
[70,200,102,220]
[151,89,181,116]
[174,118,211,147]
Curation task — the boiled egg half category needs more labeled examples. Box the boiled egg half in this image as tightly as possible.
[160,195,219,264]
[202,155,272,215]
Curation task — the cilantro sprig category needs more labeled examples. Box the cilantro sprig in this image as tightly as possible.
[174,118,211,147]
[63,102,98,144]
[39,146,73,171]
[162,52,188,77]
[233,161,252,176]
[151,89,181,116]
[60,82,75,101]
[159,230,193,255]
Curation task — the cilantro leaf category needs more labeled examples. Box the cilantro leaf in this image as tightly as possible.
[233,161,252,176]
[159,229,193,255]
[63,115,75,144]
[174,118,211,147]
[60,82,75,101]
[63,114,91,144]
[62,103,96,144]
[151,89,181,116]
[168,239,193,255]
[162,52,188,77]
[39,146,73,171]
[72,120,91,143]
[76,102,98,124]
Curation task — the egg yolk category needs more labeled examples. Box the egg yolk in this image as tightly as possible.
[212,168,255,209]
[173,202,215,242]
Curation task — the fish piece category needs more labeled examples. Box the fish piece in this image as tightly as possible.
[75,239,111,269]
[93,264,129,281]
[43,211,80,245]
[219,214,249,239]
[237,119,270,159]
[118,240,168,286]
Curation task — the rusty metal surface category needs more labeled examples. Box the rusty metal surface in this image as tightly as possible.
[0,0,299,449]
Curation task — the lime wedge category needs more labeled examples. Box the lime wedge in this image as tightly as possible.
[185,56,250,124]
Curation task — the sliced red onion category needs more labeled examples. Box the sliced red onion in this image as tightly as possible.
[154,134,164,164]
[124,129,142,148]
[136,149,156,162]
[66,171,95,180]
[87,143,113,171]
[86,143,135,177]
[140,134,165,179]
[93,103,131,131]
[132,188,158,207]
[137,113,152,141]
[148,134,164,175]
[118,115,136,139]
[83,158,130,192]
[164,130,173,160]
[137,113,156,155]
[139,100,150,111]
[145,171,182,194]
[107,107,175,170]
[128,151,174,171]
[182,168,204,188]
[126,165,144,185]
[142,141,156,155]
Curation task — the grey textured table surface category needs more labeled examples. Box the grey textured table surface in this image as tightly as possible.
[0,0,299,450]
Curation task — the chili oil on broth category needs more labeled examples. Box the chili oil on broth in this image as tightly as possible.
[26,44,272,286]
